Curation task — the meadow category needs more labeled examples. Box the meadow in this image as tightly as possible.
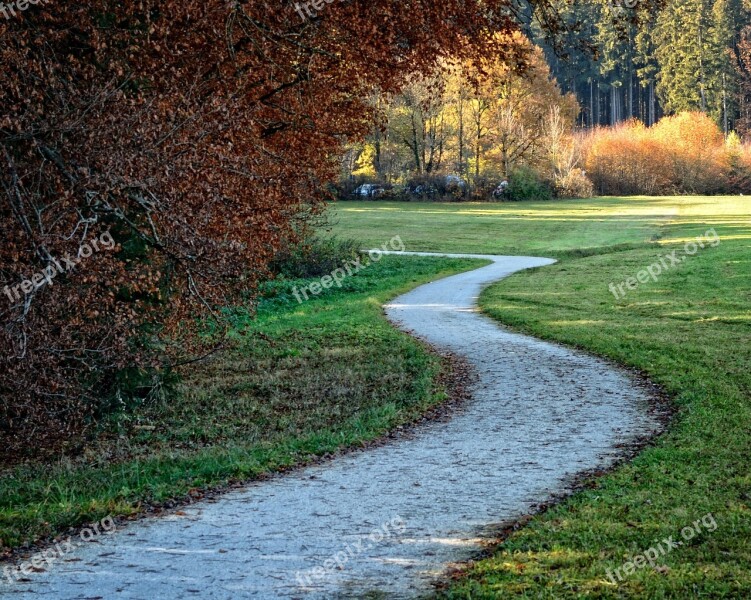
[3,195,749,599]
[331,197,751,598]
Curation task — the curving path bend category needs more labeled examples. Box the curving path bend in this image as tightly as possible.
[1,253,662,599]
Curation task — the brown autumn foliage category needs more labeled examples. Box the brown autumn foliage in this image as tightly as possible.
[0,1,547,458]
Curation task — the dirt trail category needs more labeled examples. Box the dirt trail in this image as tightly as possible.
[1,253,662,599]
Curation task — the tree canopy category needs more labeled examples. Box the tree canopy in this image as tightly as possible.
[0,1,559,454]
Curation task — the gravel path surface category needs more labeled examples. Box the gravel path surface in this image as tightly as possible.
[2,253,662,599]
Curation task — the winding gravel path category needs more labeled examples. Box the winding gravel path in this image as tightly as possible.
[2,253,662,599]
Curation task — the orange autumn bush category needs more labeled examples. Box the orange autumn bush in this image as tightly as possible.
[585,112,748,195]
[585,120,673,195]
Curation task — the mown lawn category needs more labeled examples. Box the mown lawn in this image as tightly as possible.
[0,255,482,551]
[328,197,675,256]
[333,197,751,598]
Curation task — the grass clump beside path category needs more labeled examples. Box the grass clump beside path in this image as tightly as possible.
[333,197,751,598]
[0,255,482,551]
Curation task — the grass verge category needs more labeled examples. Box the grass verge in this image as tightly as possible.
[447,228,751,597]
[0,255,483,553]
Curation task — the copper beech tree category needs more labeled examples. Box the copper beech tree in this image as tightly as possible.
[0,0,553,454]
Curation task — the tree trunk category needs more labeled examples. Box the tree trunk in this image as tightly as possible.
[475,113,482,178]
[410,113,422,174]
[458,98,464,176]
[649,81,656,126]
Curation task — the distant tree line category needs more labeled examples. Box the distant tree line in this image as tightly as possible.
[341,33,589,200]
[533,0,751,135]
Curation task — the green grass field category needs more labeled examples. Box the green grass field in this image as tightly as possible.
[333,197,751,598]
[328,197,683,256]
[0,255,482,550]
[3,195,749,599]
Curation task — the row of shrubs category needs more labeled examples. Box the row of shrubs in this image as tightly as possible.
[340,111,751,201]
[337,168,570,202]
[584,112,751,195]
